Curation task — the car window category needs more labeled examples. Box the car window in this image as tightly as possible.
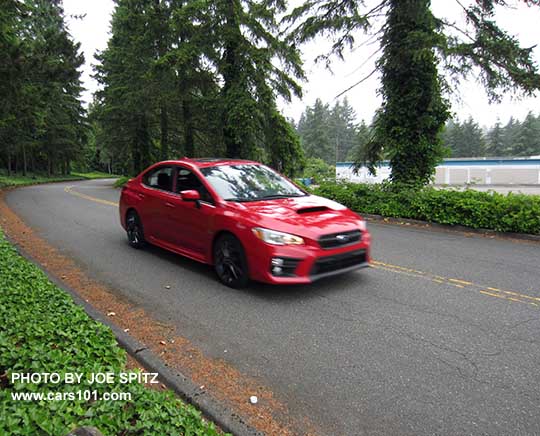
[200,164,306,202]
[176,167,214,204]
[143,166,174,192]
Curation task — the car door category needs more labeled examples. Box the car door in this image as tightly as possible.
[139,165,176,242]
[165,166,216,255]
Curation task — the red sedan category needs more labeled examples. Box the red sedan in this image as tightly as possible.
[119,158,371,287]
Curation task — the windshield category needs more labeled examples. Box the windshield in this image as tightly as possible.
[200,164,307,202]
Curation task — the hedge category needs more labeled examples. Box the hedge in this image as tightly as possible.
[0,230,223,436]
[313,182,540,235]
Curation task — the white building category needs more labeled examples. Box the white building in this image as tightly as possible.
[336,158,540,185]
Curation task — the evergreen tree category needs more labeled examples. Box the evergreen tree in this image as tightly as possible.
[0,0,24,175]
[297,99,334,163]
[0,0,86,176]
[288,0,540,184]
[209,0,305,168]
[330,97,358,162]
[442,117,485,158]
[486,119,505,156]
[347,120,372,161]
[95,0,158,175]
[457,117,486,157]
[94,0,305,176]
[370,0,449,184]
[502,117,521,156]
[513,112,540,156]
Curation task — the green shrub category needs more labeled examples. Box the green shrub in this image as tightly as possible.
[113,176,130,188]
[0,230,223,436]
[313,182,540,235]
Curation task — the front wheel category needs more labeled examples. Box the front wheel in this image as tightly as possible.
[126,211,146,249]
[213,234,249,288]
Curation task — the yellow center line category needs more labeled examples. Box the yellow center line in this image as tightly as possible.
[64,186,118,207]
[371,260,539,308]
[64,184,540,309]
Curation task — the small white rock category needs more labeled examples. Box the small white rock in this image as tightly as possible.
[249,395,258,404]
[165,285,171,289]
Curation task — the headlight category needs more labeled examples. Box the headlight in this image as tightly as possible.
[252,227,304,245]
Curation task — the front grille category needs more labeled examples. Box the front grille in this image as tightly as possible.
[318,229,362,249]
[311,250,367,276]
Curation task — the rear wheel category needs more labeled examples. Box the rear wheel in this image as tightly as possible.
[213,234,249,288]
[126,211,146,248]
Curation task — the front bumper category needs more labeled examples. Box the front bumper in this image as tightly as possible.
[247,232,371,284]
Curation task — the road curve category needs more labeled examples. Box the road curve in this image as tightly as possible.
[6,179,540,436]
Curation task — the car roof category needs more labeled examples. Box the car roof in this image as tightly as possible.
[158,158,260,169]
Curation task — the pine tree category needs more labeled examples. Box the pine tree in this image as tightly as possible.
[209,0,305,167]
[297,99,334,163]
[96,0,162,175]
[370,0,449,183]
[514,112,540,156]
[0,0,86,176]
[330,98,358,162]
[288,0,540,184]
[486,120,505,157]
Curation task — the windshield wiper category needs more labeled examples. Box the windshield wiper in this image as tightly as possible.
[224,197,254,202]
[259,193,306,199]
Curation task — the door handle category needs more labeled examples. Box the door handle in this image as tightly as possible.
[165,202,175,208]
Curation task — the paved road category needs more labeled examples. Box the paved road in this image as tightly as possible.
[6,179,540,436]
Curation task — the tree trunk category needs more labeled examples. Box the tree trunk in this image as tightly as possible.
[222,0,243,158]
[7,151,12,176]
[22,144,27,176]
[183,101,194,157]
[160,106,169,160]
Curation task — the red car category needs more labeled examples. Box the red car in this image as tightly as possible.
[119,158,371,287]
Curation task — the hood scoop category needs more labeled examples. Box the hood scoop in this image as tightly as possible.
[296,206,330,214]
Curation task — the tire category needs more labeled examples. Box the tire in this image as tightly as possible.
[213,234,249,288]
[126,210,146,249]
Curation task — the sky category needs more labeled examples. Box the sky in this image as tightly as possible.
[63,0,540,128]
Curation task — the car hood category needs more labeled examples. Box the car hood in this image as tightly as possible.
[228,195,363,239]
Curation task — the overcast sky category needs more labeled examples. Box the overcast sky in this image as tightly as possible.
[63,0,540,128]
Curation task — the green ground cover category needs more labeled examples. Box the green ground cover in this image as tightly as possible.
[0,230,224,435]
[0,172,118,189]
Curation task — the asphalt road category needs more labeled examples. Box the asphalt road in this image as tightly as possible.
[6,179,540,436]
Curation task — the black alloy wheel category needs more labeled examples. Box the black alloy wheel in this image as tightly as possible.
[213,234,249,288]
[126,211,146,249]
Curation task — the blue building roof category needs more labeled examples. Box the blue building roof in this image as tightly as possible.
[336,158,540,168]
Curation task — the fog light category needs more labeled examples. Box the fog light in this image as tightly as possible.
[272,266,283,274]
[271,258,284,266]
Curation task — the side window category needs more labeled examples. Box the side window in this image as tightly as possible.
[143,166,174,192]
[176,167,214,204]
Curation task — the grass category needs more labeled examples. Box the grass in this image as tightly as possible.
[113,176,131,188]
[0,228,225,435]
[0,171,118,189]
[71,171,119,180]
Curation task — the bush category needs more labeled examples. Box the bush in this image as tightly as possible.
[313,182,540,235]
[113,176,130,188]
[301,158,335,184]
[0,230,223,436]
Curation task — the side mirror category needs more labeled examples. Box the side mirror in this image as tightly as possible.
[180,190,201,202]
